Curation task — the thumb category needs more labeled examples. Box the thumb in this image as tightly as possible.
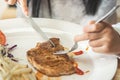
[74,33,89,42]
[88,20,96,24]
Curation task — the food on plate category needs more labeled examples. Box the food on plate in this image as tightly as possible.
[73,62,84,75]
[73,50,83,55]
[35,71,62,80]
[0,56,36,80]
[36,72,44,80]
[0,44,37,80]
[0,30,6,45]
[27,38,76,77]
[0,44,18,61]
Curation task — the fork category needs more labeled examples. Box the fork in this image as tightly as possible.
[54,42,78,54]
[54,5,120,55]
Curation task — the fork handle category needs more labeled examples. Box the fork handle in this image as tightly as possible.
[96,5,120,23]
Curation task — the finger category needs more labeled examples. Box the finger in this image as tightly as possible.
[88,32,102,40]
[18,0,28,16]
[89,38,103,47]
[74,33,89,42]
[92,46,104,53]
[92,45,111,54]
[84,21,106,33]
[74,32,102,42]
[7,0,16,5]
[89,20,96,24]
[4,0,8,2]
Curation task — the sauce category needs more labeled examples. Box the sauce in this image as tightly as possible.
[73,62,84,75]
[86,46,89,51]
[74,50,83,55]
[36,72,43,80]
[75,67,84,75]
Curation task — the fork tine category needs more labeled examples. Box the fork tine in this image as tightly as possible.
[54,42,78,54]
[68,42,78,52]
[54,50,68,54]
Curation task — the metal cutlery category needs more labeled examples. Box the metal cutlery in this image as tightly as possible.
[54,42,78,54]
[17,2,55,47]
[24,16,55,47]
[17,2,120,58]
[54,5,120,55]
[96,5,120,23]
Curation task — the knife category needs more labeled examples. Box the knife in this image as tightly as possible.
[17,2,55,47]
[25,16,55,47]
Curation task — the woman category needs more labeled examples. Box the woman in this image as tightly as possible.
[6,0,117,25]
[5,0,120,54]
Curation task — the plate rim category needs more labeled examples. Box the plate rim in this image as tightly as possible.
[0,18,118,80]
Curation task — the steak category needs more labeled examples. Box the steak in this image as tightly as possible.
[27,38,75,77]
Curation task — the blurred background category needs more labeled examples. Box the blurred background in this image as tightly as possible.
[117,0,120,21]
[0,0,120,21]
[0,0,16,19]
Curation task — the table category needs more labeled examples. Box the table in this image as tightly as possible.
[113,59,120,80]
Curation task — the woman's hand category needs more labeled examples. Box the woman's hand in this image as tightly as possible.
[4,0,28,15]
[74,21,120,54]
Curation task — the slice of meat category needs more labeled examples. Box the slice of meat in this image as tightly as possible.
[27,38,75,77]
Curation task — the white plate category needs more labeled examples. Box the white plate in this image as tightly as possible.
[0,18,117,80]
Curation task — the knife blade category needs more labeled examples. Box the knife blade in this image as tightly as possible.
[16,2,55,47]
[25,16,55,47]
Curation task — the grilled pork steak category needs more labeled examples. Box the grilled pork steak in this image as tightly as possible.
[27,38,75,77]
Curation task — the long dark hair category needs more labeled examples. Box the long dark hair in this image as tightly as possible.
[83,0,101,15]
[31,0,101,17]
[31,0,41,17]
